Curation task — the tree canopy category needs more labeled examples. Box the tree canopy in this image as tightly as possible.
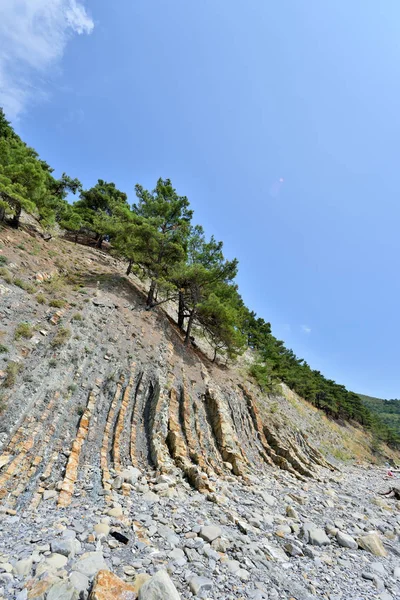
[1,106,397,448]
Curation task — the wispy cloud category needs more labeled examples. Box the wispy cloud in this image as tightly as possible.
[301,324,312,334]
[0,0,94,119]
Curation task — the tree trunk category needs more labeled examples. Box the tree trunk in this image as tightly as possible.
[0,205,5,222]
[212,348,217,363]
[146,280,157,307]
[184,309,196,345]
[96,234,103,249]
[178,290,185,329]
[74,233,78,244]
[126,259,133,276]
[10,203,21,229]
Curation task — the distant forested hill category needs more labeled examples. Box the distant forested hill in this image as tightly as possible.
[358,393,400,438]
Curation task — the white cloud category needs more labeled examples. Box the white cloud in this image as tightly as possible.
[301,325,312,334]
[0,0,94,119]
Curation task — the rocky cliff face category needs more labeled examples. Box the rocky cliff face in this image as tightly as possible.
[0,228,400,600]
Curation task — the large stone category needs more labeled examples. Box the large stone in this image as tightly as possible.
[47,581,79,600]
[309,528,330,546]
[261,492,276,507]
[119,467,141,485]
[199,525,222,542]
[13,557,33,576]
[69,571,89,594]
[138,569,181,600]
[108,507,123,519]
[357,533,387,557]
[89,570,137,599]
[189,575,213,596]
[300,522,330,546]
[336,531,358,550]
[133,573,151,594]
[94,524,110,537]
[51,538,81,558]
[73,552,108,578]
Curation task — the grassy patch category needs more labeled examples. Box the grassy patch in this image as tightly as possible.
[0,268,12,284]
[0,256,8,265]
[71,313,82,321]
[0,344,9,354]
[4,361,23,387]
[36,294,46,304]
[51,326,71,347]
[49,298,66,308]
[14,278,36,294]
[14,322,33,340]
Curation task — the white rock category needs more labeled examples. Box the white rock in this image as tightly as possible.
[138,569,181,599]
[189,575,213,596]
[200,525,222,542]
[13,557,33,576]
[336,531,358,550]
[72,552,107,578]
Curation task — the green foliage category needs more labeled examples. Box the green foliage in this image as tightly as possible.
[0,344,9,354]
[72,313,83,321]
[0,267,12,284]
[49,298,66,308]
[14,322,33,340]
[358,393,400,448]
[0,255,7,265]
[1,107,395,447]
[36,294,46,304]
[51,326,71,347]
[0,108,80,227]
[4,361,22,387]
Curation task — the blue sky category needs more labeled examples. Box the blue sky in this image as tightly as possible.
[1,1,400,398]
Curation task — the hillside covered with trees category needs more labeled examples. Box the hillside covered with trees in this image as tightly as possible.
[1,107,398,449]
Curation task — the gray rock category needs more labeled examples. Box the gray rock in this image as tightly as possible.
[371,562,387,576]
[72,552,107,578]
[301,523,330,546]
[199,525,222,542]
[138,569,181,599]
[43,490,58,501]
[69,571,89,593]
[284,542,303,557]
[189,575,213,595]
[51,538,81,558]
[47,581,79,600]
[13,557,33,576]
[336,531,358,550]
[112,476,123,490]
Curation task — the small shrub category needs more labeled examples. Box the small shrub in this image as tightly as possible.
[4,361,22,387]
[14,322,33,340]
[83,298,90,303]
[14,278,36,293]
[76,405,85,416]
[0,392,6,414]
[0,268,13,284]
[72,313,82,321]
[17,243,26,251]
[36,294,46,304]
[0,344,9,354]
[0,256,8,265]
[49,359,57,368]
[68,383,77,393]
[49,299,66,308]
[51,326,71,347]
[48,250,57,258]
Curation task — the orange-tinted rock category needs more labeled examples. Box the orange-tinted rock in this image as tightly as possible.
[89,570,137,600]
